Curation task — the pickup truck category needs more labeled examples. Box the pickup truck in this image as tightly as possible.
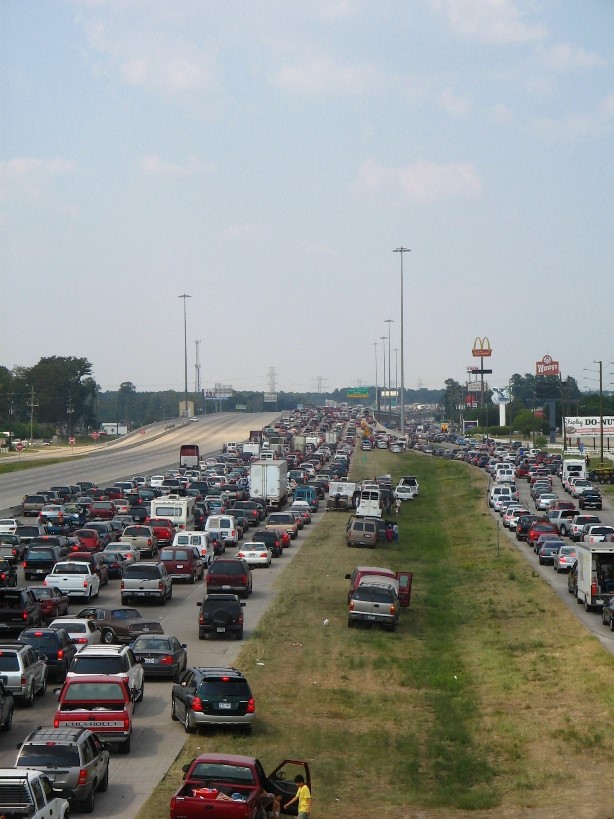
[0,769,72,819]
[44,561,101,600]
[169,754,311,819]
[348,579,402,631]
[119,525,158,559]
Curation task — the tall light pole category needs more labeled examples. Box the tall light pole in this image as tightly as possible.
[374,341,379,414]
[394,247,411,435]
[179,294,191,417]
[385,319,393,415]
[394,347,399,400]
[380,336,386,421]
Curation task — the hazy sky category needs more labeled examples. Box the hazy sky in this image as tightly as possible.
[1,1,612,396]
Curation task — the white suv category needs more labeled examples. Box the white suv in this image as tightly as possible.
[67,644,145,702]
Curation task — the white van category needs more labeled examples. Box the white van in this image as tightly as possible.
[562,458,587,485]
[205,514,239,546]
[357,489,382,518]
[149,494,196,531]
[172,531,214,565]
[488,485,514,509]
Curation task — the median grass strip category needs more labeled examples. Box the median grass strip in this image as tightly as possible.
[139,450,614,818]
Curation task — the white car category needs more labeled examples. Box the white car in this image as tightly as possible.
[536,493,558,511]
[0,519,20,534]
[237,542,272,567]
[394,485,415,502]
[104,542,140,563]
[45,562,101,599]
[48,617,102,650]
[150,475,165,488]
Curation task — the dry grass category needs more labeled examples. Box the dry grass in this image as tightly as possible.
[138,449,614,819]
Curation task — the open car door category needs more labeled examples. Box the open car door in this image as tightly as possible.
[396,571,413,607]
[265,759,311,816]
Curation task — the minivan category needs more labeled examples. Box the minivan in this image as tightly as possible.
[204,515,239,547]
[171,531,214,565]
[346,517,378,548]
[160,545,205,582]
[488,485,513,508]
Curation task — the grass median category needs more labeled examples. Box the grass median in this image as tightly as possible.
[139,450,614,818]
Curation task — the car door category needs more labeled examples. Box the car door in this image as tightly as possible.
[126,648,144,690]
[174,669,196,718]
[395,572,413,607]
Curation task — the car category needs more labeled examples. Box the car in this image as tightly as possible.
[74,606,164,644]
[120,562,173,605]
[527,519,559,546]
[98,550,130,578]
[553,545,577,573]
[90,501,115,521]
[0,559,18,587]
[85,521,117,547]
[103,542,139,564]
[516,515,540,541]
[0,642,47,705]
[579,491,603,510]
[535,493,558,511]
[206,558,253,598]
[48,617,102,650]
[360,440,372,450]
[67,552,109,586]
[0,534,26,564]
[196,593,245,640]
[0,519,20,535]
[27,586,70,621]
[15,726,110,812]
[237,543,272,568]
[18,627,78,681]
[72,528,103,553]
[171,666,255,734]
[67,644,145,703]
[131,635,188,679]
[159,546,204,583]
[250,529,283,558]
[393,485,415,502]
[537,541,562,565]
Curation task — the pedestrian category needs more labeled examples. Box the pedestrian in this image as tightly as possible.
[284,775,311,818]
[270,793,282,819]
[393,523,399,542]
[385,524,393,543]
[395,498,401,515]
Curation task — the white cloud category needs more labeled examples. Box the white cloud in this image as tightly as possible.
[431,0,547,44]
[223,223,267,239]
[490,103,513,123]
[357,158,482,202]
[0,157,75,199]
[274,56,380,95]
[537,43,606,73]
[439,87,474,116]
[140,154,213,177]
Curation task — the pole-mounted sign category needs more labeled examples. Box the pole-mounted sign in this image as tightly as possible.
[472,337,492,358]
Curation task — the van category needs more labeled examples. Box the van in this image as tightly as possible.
[562,458,587,485]
[205,515,239,546]
[356,489,382,518]
[293,485,318,512]
[488,485,513,508]
[159,545,205,582]
[149,495,195,532]
[259,450,274,461]
[171,531,214,566]
[346,517,378,548]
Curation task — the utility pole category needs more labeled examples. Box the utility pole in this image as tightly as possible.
[268,367,277,393]
[380,336,386,421]
[27,387,38,445]
[374,342,379,415]
[394,348,399,398]
[385,319,393,415]
[393,246,411,436]
[596,359,604,466]
[67,392,74,438]
[195,340,201,395]
[178,294,191,417]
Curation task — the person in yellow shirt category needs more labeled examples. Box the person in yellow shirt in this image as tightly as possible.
[284,774,311,818]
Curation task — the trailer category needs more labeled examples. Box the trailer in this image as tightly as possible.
[574,541,614,612]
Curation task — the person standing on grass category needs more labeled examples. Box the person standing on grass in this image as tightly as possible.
[395,498,401,515]
[285,775,311,818]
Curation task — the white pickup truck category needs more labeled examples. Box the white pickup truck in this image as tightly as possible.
[43,561,100,599]
[0,769,72,819]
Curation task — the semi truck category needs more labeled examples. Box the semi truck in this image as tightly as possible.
[249,460,288,511]
[574,541,614,611]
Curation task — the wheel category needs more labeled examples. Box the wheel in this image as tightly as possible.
[184,709,194,734]
[560,525,568,536]
[118,734,131,754]
[538,557,544,565]
[81,785,95,813]
[584,598,591,612]
[1,705,13,731]
[97,766,109,792]
[190,572,196,584]
[554,566,559,573]
[602,610,608,625]
[347,617,355,629]
[23,684,34,708]
[236,629,244,640]
[171,697,179,721]
[576,595,583,605]
[160,592,166,606]
[167,586,172,600]
[136,680,144,703]
[37,676,46,697]
[610,618,614,633]
[102,629,116,645]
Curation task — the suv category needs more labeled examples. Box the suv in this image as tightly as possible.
[171,667,255,734]
[348,581,401,631]
[67,644,145,702]
[120,562,173,605]
[15,727,110,812]
[196,593,245,640]
[18,627,78,681]
[206,558,252,599]
[0,642,47,704]
[251,529,283,557]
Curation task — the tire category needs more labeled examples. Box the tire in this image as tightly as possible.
[23,684,34,708]
[118,734,131,754]
[610,618,614,633]
[190,572,196,584]
[167,586,172,600]
[236,629,244,640]
[602,610,607,625]
[1,705,13,731]
[576,595,583,605]
[102,629,116,645]
[584,598,592,612]
[560,525,568,536]
[184,709,194,734]
[136,680,144,703]
[160,592,166,606]
[37,675,46,697]
[97,766,109,792]
[171,697,179,721]
[81,785,95,814]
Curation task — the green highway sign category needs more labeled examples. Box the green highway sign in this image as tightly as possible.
[347,388,370,399]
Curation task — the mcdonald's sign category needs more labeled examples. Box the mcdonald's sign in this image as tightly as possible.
[472,336,492,358]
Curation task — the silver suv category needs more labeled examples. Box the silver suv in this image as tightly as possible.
[67,644,145,702]
[15,727,110,813]
[120,562,173,605]
[0,643,47,705]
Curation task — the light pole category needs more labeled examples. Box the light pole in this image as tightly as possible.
[394,347,399,403]
[179,294,191,417]
[385,319,393,415]
[380,336,386,421]
[374,341,379,414]
[394,246,410,435]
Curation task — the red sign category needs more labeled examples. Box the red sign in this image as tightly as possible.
[69,437,76,445]
[139,429,145,435]
[472,336,492,358]
[15,443,24,452]
[91,432,100,440]
[536,354,559,377]
[465,395,478,408]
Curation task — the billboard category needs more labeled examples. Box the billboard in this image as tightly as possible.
[536,355,560,377]
[463,419,478,431]
[347,388,370,399]
[472,337,492,358]
[263,393,278,403]
[204,384,233,401]
[564,416,614,436]
[467,382,482,392]
[465,395,478,408]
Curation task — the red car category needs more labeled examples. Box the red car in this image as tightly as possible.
[73,528,103,553]
[527,519,559,546]
[90,501,115,520]
[148,518,176,546]
[550,501,576,511]
[27,585,70,621]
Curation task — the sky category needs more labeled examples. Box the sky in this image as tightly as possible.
[1,1,613,397]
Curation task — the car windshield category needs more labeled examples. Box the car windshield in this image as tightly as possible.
[133,637,171,651]
[189,763,256,785]
[63,682,125,702]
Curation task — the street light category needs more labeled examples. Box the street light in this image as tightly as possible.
[385,319,393,414]
[374,341,379,414]
[179,294,191,417]
[380,336,386,420]
[393,247,411,435]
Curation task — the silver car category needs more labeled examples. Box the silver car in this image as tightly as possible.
[0,643,47,704]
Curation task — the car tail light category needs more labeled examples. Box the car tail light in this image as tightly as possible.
[191,696,203,712]
[54,717,60,727]
[0,574,5,581]
[160,655,174,665]
[349,600,355,611]
[83,579,89,589]
[120,581,125,590]
[199,613,204,624]
[20,675,27,685]
[22,611,28,620]
[74,637,88,644]
[147,539,152,546]
[78,768,87,786]
[123,716,130,730]
[23,561,28,569]
[247,698,255,713]
[389,605,397,615]
[12,548,17,557]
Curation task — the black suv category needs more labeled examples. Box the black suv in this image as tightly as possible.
[197,593,245,640]
[205,558,252,598]
[15,727,110,812]
[171,667,255,734]
[251,529,282,558]
[18,627,78,681]
[0,559,17,587]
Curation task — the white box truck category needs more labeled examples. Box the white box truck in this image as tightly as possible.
[574,541,614,611]
[249,460,288,511]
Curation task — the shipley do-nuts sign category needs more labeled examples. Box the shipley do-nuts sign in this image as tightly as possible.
[564,417,614,436]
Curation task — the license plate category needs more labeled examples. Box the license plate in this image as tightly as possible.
[216,627,226,633]
[176,564,183,568]
[366,615,376,621]
[144,658,155,663]
[218,702,232,709]
[135,592,146,596]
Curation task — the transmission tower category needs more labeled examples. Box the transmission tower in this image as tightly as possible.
[268,367,277,392]
[194,340,201,394]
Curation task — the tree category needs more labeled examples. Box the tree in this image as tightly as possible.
[21,357,94,429]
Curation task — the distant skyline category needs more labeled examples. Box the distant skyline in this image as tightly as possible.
[1,1,612,395]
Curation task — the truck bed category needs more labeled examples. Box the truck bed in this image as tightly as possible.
[171,781,262,818]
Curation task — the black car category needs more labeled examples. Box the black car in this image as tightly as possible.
[18,626,77,680]
[128,503,149,524]
[579,491,603,510]
[538,542,561,565]
[516,515,539,542]
[0,681,14,731]
[251,529,282,557]
[196,593,245,640]
[171,666,255,734]
[23,545,62,581]
[0,560,18,588]
[131,634,188,678]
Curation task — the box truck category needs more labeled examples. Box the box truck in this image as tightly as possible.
[574,541,614,611]
[249,460,288,511]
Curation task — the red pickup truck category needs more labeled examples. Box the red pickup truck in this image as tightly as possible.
[169,754,310,819]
